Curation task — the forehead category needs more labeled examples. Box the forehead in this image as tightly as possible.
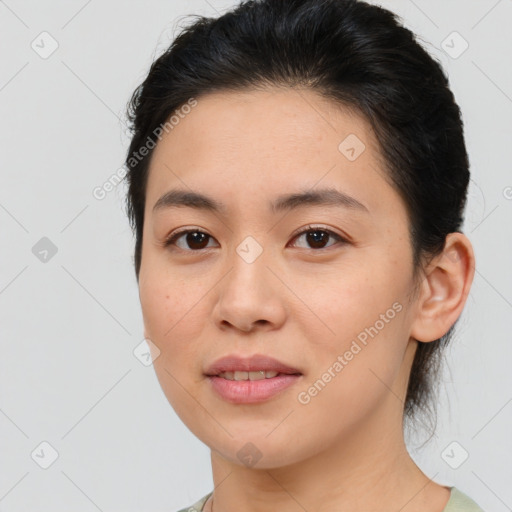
[157,87,374,153]
[145,87,396,216]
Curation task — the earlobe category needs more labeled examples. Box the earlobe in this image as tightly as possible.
[410,232,475,343]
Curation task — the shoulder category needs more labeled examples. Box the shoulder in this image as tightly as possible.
[176,487,485,512]
[443,487,485,512]
[175,491,213,512]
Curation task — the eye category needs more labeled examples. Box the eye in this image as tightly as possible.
[289,225,348,250]
[164,229,218,251]
[164,225,348,252]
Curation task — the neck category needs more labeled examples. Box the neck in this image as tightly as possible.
[208,395,449,512]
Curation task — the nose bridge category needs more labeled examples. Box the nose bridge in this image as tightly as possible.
[235,233,267,268]
[227,234,272,296]
[213,234,285,331]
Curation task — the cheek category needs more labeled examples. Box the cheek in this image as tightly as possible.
[138,272,208,411]
[297,261,409,392]
[302,263,403,345]
[294,307,408,438]
[138,268,206,357]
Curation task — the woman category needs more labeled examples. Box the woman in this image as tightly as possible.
[123,0,483,510]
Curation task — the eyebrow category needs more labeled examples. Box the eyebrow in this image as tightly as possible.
[152,187,369,215]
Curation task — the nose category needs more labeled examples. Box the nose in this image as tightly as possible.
[212,249,287,333]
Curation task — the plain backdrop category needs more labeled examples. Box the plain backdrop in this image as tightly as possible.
[1,1,511,511]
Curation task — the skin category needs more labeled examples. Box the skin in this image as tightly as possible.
[138,87,475,512]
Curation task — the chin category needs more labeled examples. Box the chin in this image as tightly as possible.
[203,428,319,470]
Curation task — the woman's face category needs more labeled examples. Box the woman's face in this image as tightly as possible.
[138,87,421,468]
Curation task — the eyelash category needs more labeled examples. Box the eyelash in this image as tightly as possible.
[163,225,349,252]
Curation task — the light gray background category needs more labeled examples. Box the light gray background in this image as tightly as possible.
[1,1,511,511]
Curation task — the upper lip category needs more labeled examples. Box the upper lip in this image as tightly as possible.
[204,354,302,376]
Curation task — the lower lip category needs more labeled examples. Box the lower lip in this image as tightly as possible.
[207,374,302,404]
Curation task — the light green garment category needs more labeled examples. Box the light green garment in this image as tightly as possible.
[177,486,484,512]
[444,487,485,511]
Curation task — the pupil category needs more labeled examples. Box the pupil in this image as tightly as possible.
[188,231,208,249]
[307,230,327,248]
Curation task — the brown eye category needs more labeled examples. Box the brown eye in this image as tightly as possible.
[291,227,347,250]
[165,230,217,251]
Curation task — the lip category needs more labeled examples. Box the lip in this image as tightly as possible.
[204,354,303,404]
[207,374,302,404]
[204,354,302,376]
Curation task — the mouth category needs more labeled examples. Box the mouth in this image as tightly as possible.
[204,353,303,378]
[206,373,302,404]
[215,370,302,381]
[204,354,303,404]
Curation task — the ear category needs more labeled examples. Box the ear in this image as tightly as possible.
[410,232,475,343]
